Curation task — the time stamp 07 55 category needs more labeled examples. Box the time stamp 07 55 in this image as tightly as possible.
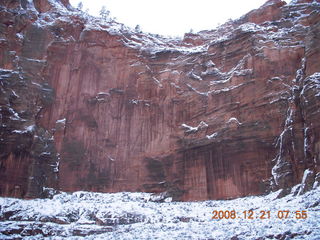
[211,210,308,220]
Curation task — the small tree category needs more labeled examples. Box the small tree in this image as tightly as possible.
[77,1,83,10]
[99,6,110,20]
[135,24,141,32]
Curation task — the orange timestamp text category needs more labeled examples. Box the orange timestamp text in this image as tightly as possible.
[211,210,307,220]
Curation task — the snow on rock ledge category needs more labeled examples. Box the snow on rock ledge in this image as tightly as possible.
[181,121,208,133]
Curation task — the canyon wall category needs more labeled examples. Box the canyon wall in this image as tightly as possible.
[0,0,319,200]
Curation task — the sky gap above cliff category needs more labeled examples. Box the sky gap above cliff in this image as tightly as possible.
[69,0,290,36]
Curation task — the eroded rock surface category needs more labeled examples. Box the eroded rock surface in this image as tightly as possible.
[0,0,319,200]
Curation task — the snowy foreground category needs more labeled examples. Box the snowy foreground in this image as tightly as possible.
[0,187,319,240]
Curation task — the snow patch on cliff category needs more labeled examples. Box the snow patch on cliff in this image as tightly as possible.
[56,118,66,124]
[237,22,262,33]
[8,108,23,121]
[227,117,242,125]
[206,132,218,139]
[181,121,208,133]
[301,72,320,97]
[12,125,35,134]
[185,54,253,96]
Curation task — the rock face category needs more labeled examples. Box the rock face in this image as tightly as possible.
[0,0,319,201]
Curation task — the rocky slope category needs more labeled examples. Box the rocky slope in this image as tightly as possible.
[1,182,320,239]
[0,0,319,201]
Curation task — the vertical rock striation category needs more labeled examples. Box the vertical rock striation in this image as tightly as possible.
[0,0,319,200]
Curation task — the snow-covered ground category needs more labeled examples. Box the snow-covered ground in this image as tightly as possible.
[0,186,319,239]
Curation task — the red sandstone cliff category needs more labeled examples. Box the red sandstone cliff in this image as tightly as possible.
[0,0,319,201]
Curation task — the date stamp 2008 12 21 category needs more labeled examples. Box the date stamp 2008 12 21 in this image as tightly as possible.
[211,210,308,220]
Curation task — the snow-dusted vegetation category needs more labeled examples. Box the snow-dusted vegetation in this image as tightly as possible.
[0,186,319,239]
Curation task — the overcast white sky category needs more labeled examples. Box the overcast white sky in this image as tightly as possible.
[69,0,290,36]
